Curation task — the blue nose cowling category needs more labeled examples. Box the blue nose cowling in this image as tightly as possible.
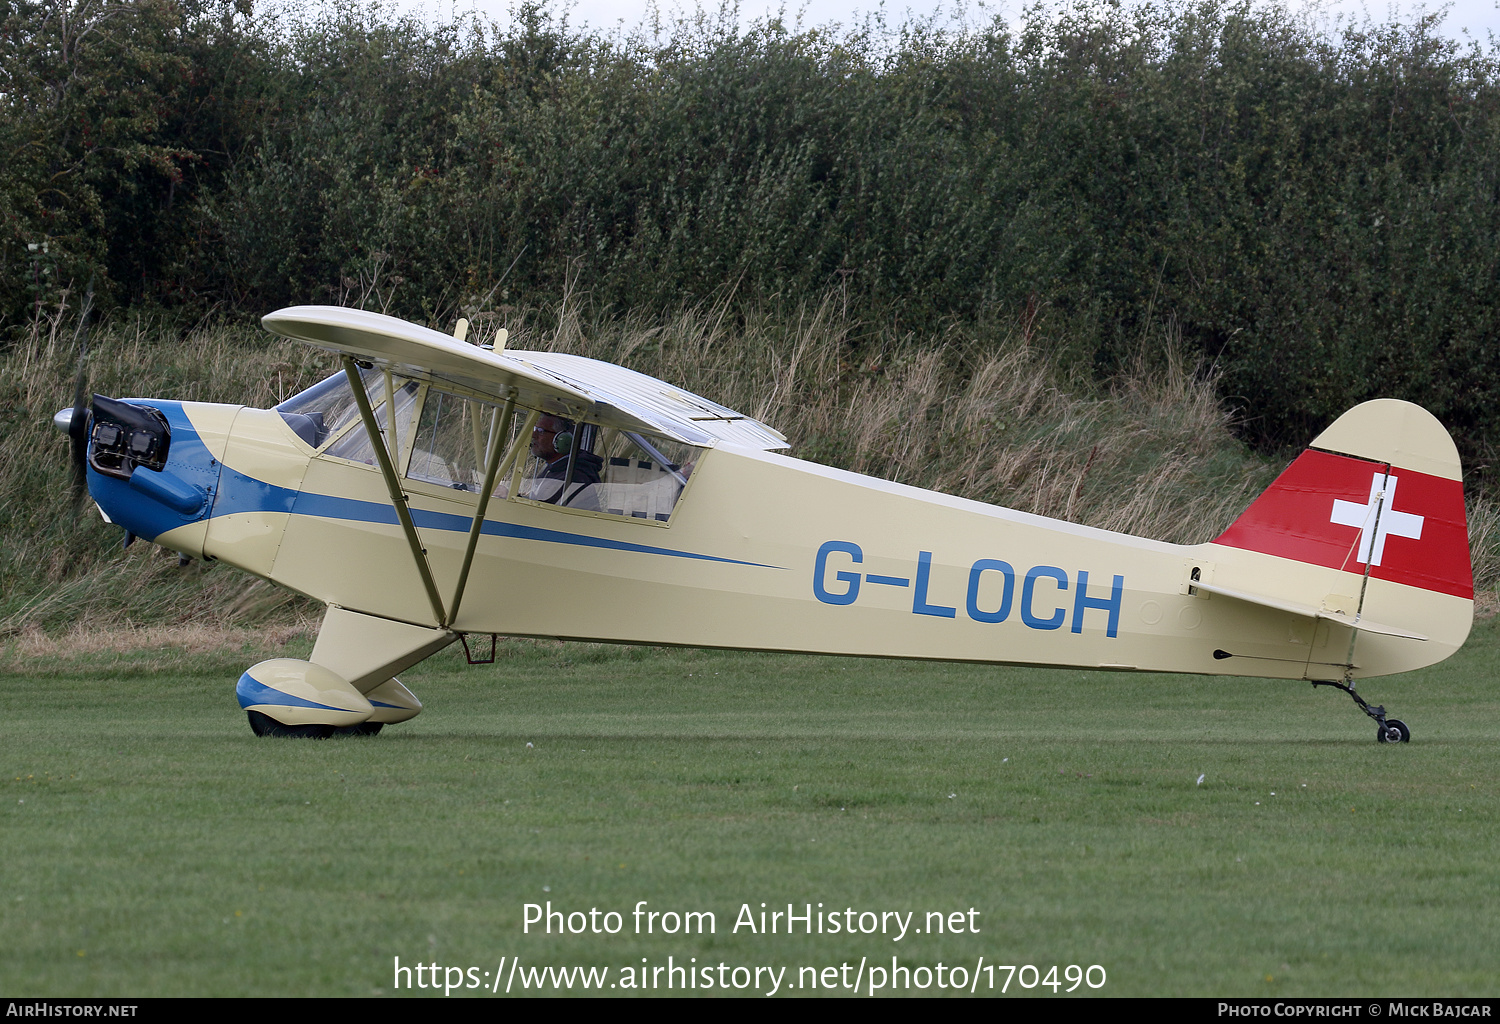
[127,463,208,515]
[86,400,221,542]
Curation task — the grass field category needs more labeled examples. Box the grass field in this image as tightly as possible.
[3,619,1498,998]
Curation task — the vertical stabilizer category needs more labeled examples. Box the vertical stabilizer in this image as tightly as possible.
[1214,400,1471,602]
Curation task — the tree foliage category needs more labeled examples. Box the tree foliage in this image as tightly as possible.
[3,0,1500,466]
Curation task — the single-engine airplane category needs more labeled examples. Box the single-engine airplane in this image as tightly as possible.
[54,306,1473,741]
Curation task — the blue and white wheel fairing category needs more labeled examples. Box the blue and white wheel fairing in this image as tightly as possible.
[236,659,373,733]
[363,677,423,723]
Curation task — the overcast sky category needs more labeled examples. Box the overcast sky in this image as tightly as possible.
[369,0,1500,45]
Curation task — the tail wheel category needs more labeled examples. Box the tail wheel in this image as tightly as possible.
[247,710,335,739]
[1377,719,1411,744]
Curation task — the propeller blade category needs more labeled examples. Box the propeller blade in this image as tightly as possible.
[67,281,95,505]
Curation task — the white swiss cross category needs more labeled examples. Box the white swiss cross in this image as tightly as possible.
[1330,472,1424,566]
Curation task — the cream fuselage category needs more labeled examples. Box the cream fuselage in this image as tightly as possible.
[115,400,1468,684]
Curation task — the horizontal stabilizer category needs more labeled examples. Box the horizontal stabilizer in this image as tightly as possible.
[1189,580,1428,641]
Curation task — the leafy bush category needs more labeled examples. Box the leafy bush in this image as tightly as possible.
[4,0,1500,469]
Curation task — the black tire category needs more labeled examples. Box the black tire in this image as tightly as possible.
[247,709,334,739]
[1377,720,1411,743]
[333,722,384,737]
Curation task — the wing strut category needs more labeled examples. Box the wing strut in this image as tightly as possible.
[448,394,516,625]
[343,356,448,627]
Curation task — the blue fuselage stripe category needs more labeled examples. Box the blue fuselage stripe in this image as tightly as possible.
[233,478,782,570]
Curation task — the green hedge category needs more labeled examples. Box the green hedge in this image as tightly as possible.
[3,1,1499,465]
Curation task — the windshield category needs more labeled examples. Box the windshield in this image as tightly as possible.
[275,368,381,449]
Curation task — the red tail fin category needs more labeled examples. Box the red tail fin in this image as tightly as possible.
[1214,401,1471,600]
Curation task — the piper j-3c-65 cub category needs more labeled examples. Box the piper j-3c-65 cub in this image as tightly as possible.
[54,305,1473,742]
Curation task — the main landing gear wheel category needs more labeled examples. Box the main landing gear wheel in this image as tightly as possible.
[333,722,383,737]
[1377,719,1411,744]
[247,710,335,739]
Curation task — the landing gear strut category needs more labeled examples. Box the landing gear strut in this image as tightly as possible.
[1311,679,1410,743]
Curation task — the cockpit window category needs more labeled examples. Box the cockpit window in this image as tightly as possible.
[324,378,420,464]
[282,373,704,525]
[512,423,698,522]
[405,388,508,491]
[593,429,697,522]
[275,368,381,449]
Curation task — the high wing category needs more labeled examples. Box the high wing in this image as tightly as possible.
[261,306,787,450]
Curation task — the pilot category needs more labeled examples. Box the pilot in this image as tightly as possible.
[528,414,603,506]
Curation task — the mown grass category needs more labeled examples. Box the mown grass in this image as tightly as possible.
[3,619,1497,997]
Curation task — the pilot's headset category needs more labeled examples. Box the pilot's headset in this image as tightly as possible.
[552,420,597,456]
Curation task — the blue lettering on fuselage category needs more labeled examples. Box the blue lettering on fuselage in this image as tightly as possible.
[1021,565,1069,630]
[913,551,956,618]
[813,542,1124,638]
[966,559,1016,623]
[813,540,864,605]
[1072,569,1124,639]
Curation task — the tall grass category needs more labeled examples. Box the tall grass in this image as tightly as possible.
[3,299,1495,637]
